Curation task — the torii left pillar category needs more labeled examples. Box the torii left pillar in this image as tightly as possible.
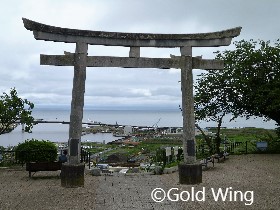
[60,42,88,187]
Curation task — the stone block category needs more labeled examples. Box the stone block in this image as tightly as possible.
[61,163,85,188]
[178,163,202,184]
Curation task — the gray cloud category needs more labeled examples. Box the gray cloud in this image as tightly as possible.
[0,0,279,109]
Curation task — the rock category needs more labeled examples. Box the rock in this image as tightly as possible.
[91,168,101,176]
[154,166,163,175]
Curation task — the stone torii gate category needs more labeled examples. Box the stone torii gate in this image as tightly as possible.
[23,18,241,186]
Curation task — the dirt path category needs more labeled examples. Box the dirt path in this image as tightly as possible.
[0,154,279,210]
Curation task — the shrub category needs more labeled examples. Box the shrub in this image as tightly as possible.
[268,141,280,153]
[15,139,57,163]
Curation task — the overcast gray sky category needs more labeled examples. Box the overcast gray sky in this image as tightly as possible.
[1,0,279,110]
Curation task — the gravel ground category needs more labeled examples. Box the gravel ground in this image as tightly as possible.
[0,154,279,210]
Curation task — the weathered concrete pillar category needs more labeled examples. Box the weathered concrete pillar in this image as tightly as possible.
[61,42,87,187]
[68,41,88,164]
[179,46,202,185]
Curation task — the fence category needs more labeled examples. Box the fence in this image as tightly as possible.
[0,149,91,168]
[223,141,248,154]
[196,140,258,157]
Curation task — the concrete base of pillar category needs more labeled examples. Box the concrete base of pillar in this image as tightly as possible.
[61,163,85,188]
[178,163,202,185]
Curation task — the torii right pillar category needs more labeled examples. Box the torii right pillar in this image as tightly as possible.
[179,46,202,184]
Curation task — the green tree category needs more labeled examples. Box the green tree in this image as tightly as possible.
[0,88,34,135]
[195,124,214,154]
[195,39,280,152]
[215,39,280,124]
[194,56,231,153]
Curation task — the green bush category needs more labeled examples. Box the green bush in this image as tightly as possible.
[267,140,280,153]
[15,139,57,163]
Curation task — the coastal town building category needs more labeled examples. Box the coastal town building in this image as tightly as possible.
[163,127,211,136]
[123,126,133,136]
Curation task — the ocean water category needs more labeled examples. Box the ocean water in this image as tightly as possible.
[0,108,277,147]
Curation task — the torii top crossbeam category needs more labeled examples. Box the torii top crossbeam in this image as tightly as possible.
[23,18,241,47]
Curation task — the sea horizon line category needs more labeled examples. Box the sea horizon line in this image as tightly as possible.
[33,104,181,112]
